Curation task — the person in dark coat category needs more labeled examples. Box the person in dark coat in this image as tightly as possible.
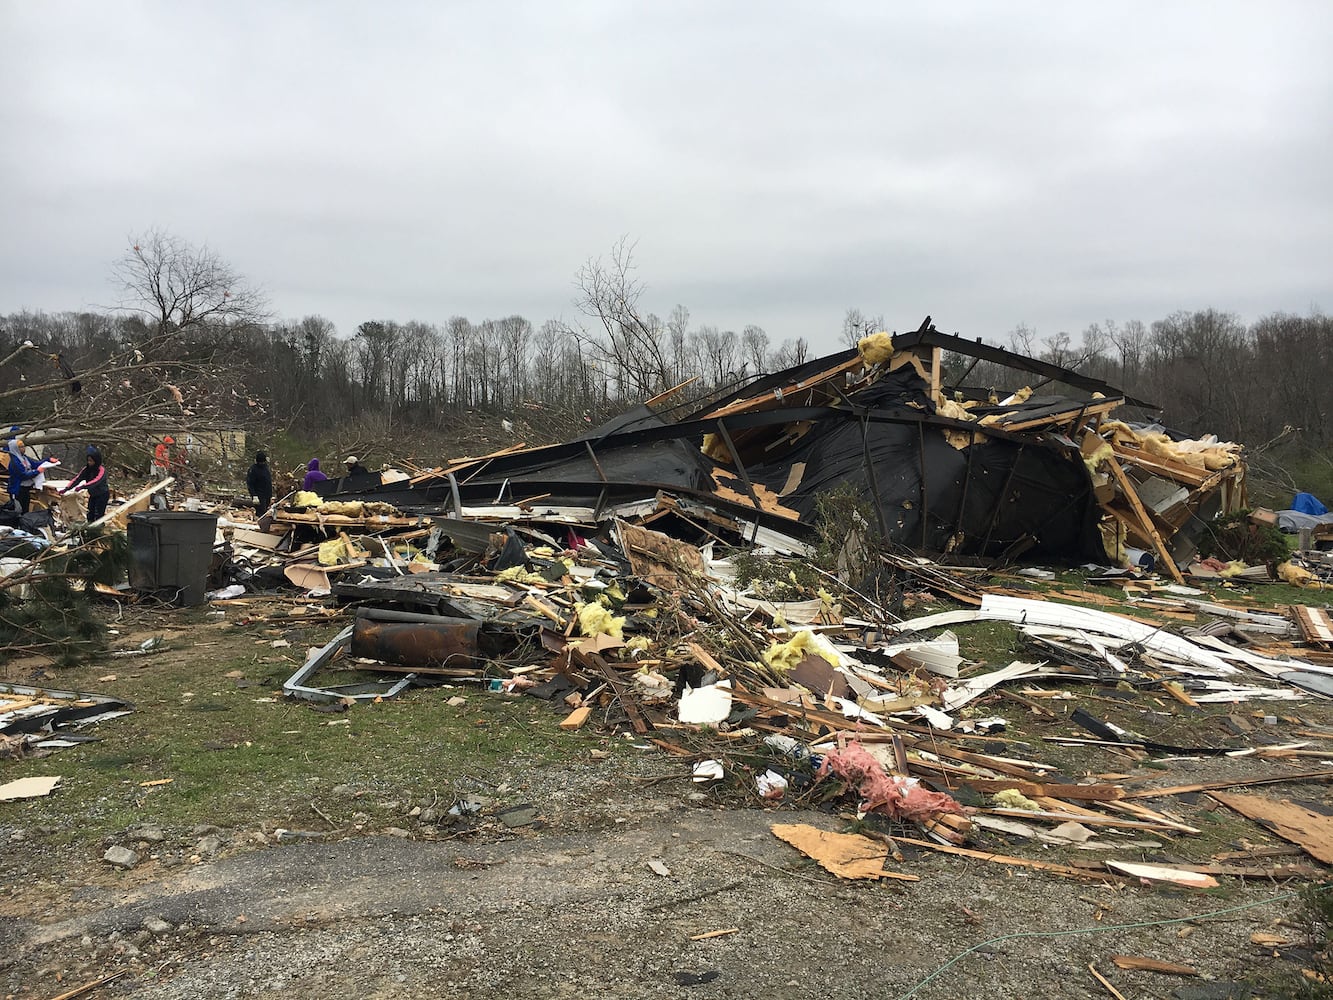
[343,455,371,477]
[61,446,111,522]
[302,458,328,490]
[246,451,273,514]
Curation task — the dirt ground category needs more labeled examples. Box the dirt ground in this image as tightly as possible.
[2,604,1331,1000]
[1,782,1323,1000]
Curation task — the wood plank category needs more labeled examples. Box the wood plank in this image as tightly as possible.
[701,355,868,420]
[1108,955,1197,977]
[956,778,1124,802]
[90,477,173,531]
[1110,443,1211,486]
[892,836,1126,881]
[559,706,593,730]
[1122,768,1333,799]
[1210,792,1333,864]
[1103,455,1185,584]
[1294,606,1333,647]
[644,374,699,407]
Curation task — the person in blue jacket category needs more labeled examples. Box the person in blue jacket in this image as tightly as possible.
[5,438,37,513]
[61,446,111,522]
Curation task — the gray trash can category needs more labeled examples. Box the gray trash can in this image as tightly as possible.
[127,511,218,606]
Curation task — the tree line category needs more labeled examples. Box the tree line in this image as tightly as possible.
[1,232,1328,473]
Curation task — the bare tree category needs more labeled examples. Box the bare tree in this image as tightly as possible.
[741,324,769,375]
[841,307,884,348]
[112,229,268,336]
[566,238,672,398]
[772,336,810,368]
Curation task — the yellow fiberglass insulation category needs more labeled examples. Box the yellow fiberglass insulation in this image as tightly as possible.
[317,538,348,566]
[1099,421,1241,471]
[700,433,732,462]
[1279,561,1325,589]
[857,331,895,366]
[762,628,844,673]
[292,490,323,508]
[1081,440,1114,475]
[993,789,1041,811]
[576,601,625,640]
[1218,561,1249,578]
[495,565,547,585]
[998,386,1034,406]
[935,397,984,450]
[320,501,365,517]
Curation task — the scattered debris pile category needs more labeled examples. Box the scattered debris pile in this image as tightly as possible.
[5,322,1333,892]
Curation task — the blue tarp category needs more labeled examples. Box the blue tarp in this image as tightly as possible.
[1293,492,1329,516]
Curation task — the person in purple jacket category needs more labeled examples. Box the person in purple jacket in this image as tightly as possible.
[302,458,328,490]
[61,446,111,522]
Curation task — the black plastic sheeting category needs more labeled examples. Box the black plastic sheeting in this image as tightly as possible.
[745,413,1104,559]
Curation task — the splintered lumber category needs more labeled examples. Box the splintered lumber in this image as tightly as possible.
[892,836,1127,882]
[1210,792,1333,864]
[955,778,1124,802]
[1104,860,1218,888]
[688,927,739,941]
[1121,768,1333,800]
[1109,955,1197,977]
[578,650,649,734]
[41,972,128,1000]
[1103,455,1185,584]
[91,477,173,530]
[1294,606,1333,648]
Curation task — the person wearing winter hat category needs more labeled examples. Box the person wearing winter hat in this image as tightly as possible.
[4,438,59,514]
[5,438,36,513]
[61,446,110,522]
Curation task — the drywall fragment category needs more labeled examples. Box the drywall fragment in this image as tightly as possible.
[678,681,733,725]
[0,775,60,801]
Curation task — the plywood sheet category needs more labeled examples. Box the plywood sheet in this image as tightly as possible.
[1211,792,1333,864]
[771,823,910,881]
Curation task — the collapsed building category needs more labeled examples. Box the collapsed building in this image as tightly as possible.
[314,318,1247,582]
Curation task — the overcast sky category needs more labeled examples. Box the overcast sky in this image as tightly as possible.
[1,1,1329,353]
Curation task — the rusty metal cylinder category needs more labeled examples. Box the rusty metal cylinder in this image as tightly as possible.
[350,618,483,670]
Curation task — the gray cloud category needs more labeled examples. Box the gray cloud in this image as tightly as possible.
[1,0,1329,351]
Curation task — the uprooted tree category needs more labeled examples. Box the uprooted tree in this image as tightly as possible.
[0,231,269,662]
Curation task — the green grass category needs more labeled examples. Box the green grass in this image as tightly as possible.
[0,623,589,846]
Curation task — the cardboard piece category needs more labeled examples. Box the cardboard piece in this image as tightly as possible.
[284,563,332,591]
